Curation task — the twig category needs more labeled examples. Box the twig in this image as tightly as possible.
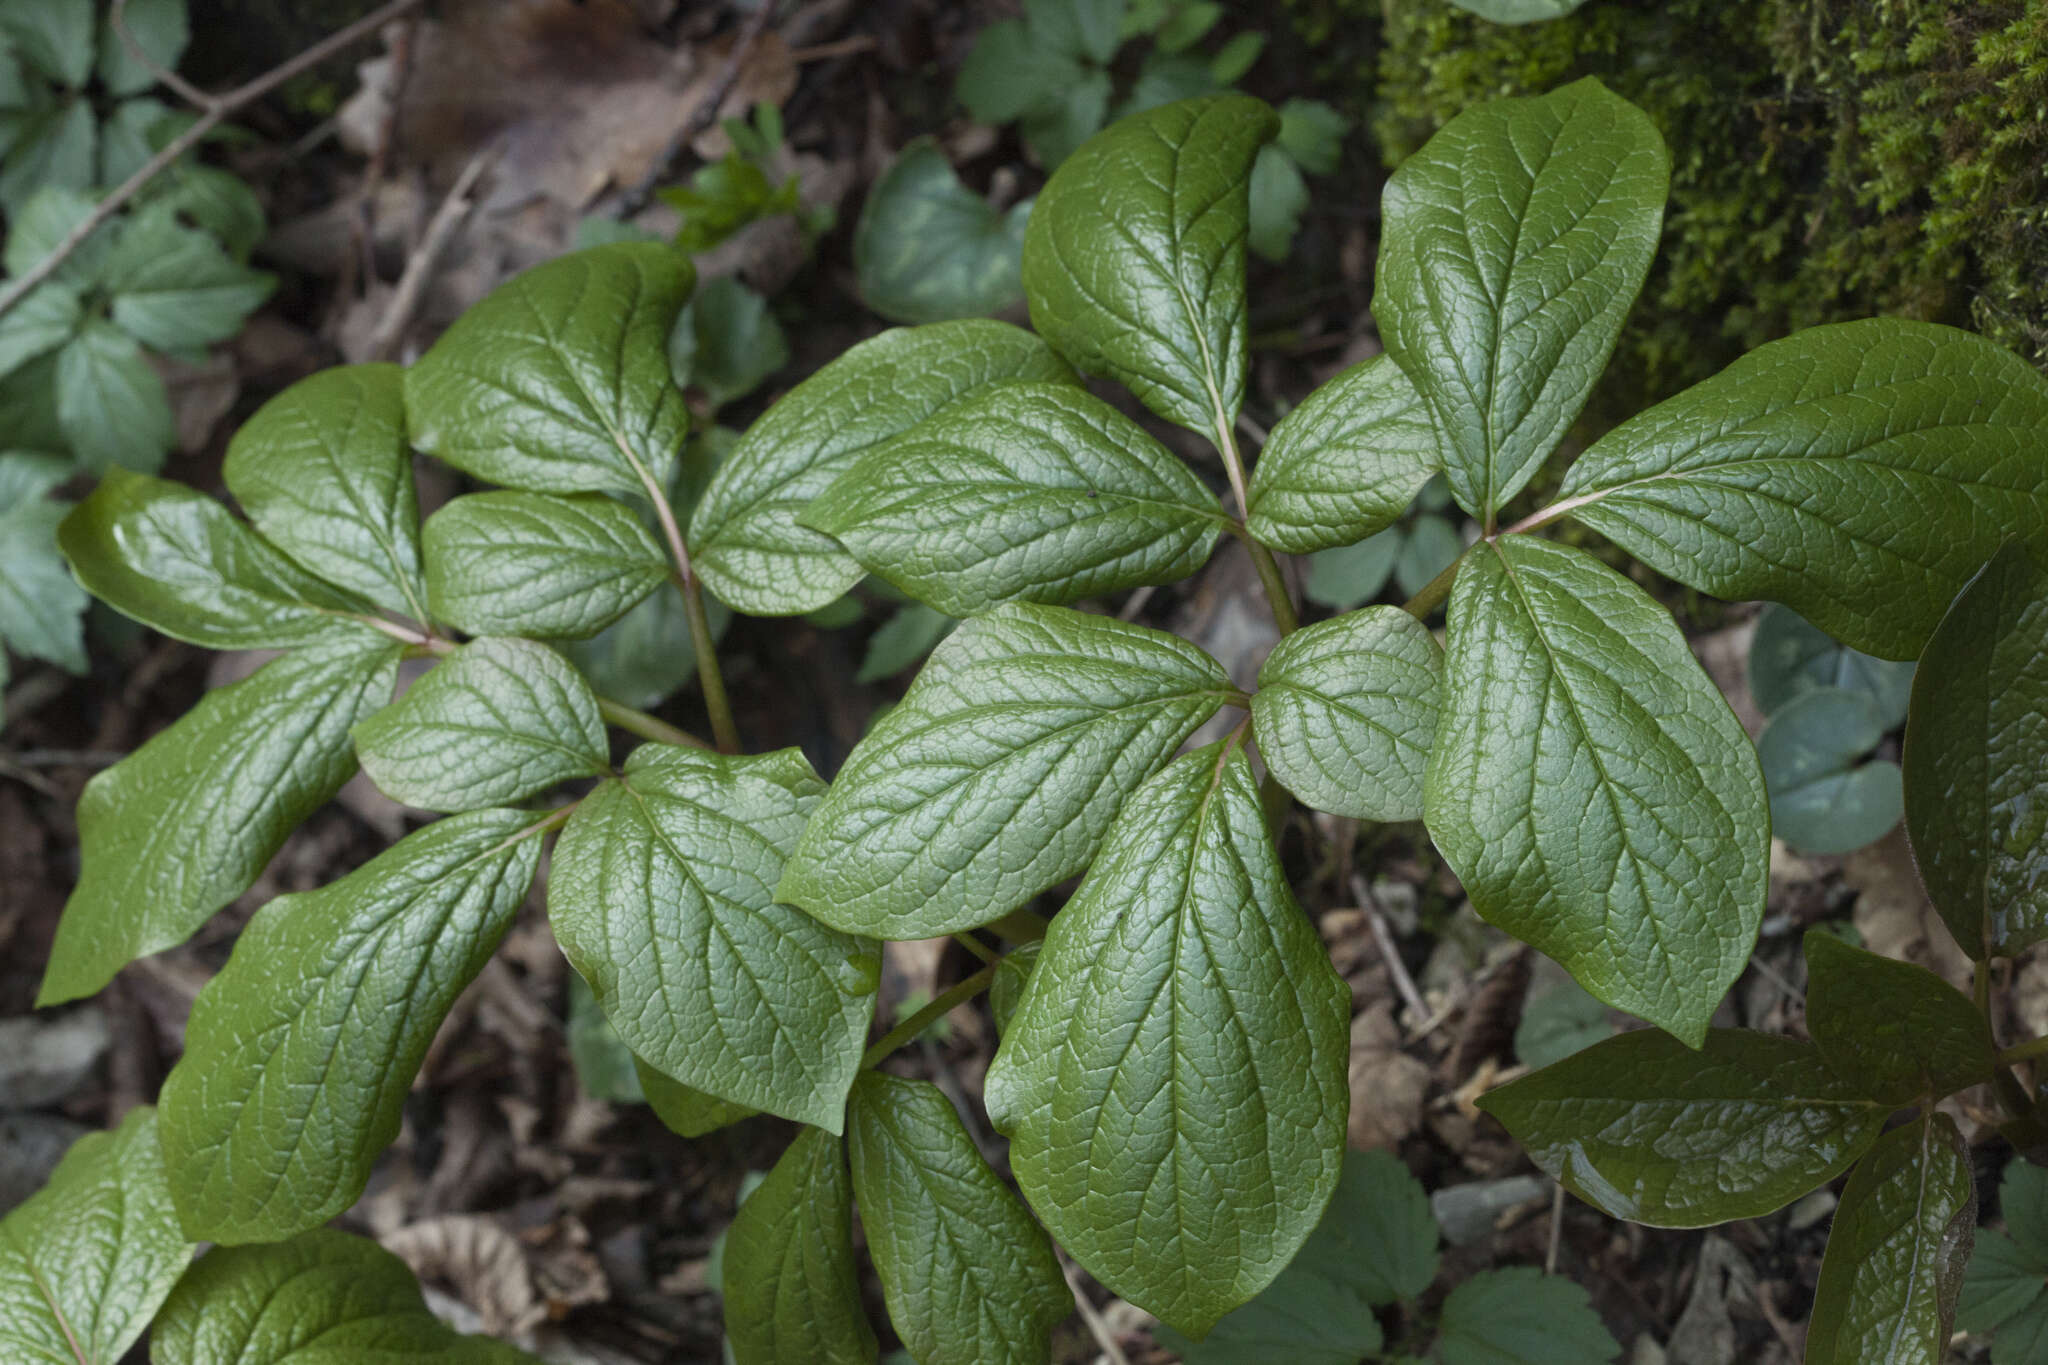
[4,749,128,768]
[0,0,431,323]
[1544,1180,1565,1275]
[1353,874,1428,1022]
[112,0,215,110]
[1057,1251,1132,1365]
[619,1,778,214]
[1235,411,1269,447]
[1116,584,1156,622]
[364,142,498,361]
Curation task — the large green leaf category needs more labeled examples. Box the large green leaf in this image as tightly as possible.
[1376,77,1667,524]
[38,634,399,1004]
[688,320,1071,615]
[55,319,176,473]
[97,0,191,96]
[722,1127,877,1365]
[801,381,1226,616]
[0,1107,191,1365]
[0,106,96,217]
[1476,1029,1888,1226]
[1251,605,1441,821]
[103,203,274,354]
[1803,928,1994,1105]
[1021,93,1275,440]
[1904,542,2048,958]
[0,0,92,87]
[1747,603,1914,728]
[0,281,80,380]
[59,468,374,649]
[404,244,694,498]
[354,638,609,812]
[0,452,87,672]
[778,602,1234,939]
[1435,1267,1619,1365]
[422,491,667,640]
[1556,320,2048,659]
[985,742,1350,1335]
[159,808,544,1243]
[151,1229,539,1364]
[1424,535,1768,1044]
[1243,354,1441,553]
[1806,1113,1974,1365]
[549,744,877,1130]
[222,364,425,621]
[847,1073,1070,1365]
[3,187,116,290]
[1756,688,1903,856]
[854,138,1029,325]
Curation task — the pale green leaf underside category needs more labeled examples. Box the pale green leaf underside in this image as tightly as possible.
[722,1126,877,1365]
[422,491,667,640]
[0,454,87,672]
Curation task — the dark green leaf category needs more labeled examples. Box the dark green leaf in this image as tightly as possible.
[1153,1272,1380,1365]
[103,100,179,188]
[1804,928,1994,1104]
[1032,0,1125,64]
[1304,531,1400,610]
[855,139,1030,325]
[151,163,266,260]
[55,320,175,473]
[423,491,667,640]
[1436,1267,1619,1365]
[0,0,91,87]
[561,578,729,711]
[0,280,80,379]
[1993,1297,2048,1365]
[1758,688,1903,856]
[0,452,88,671]
[1957,1230,2045,1334]
[854,602,954,684]
[3,186,114,288]
[103,202,273,353]
[637,1060,757,1138]
[98,0,190,95]
[0,105,95,214]
[0,353,65,452]
[565,972,644,1103]
[723,1127,877,1365]
[1021,69,1112,167]
[2000,1159,2048,1270]
[1747,604,1914,727]
[681,275,788,411]
[1513,979,1614,1070]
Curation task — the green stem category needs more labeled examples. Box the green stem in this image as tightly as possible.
[1399,551,1464,620]
[1214,420,1298,636]
[1975,959,1992,1018]
[950,931,1000,966]
[680,575,742,754]
[597,698,711,751]
[986,908,1050,943]
[861,963,999,1069]
[1998,1036,2048,1068]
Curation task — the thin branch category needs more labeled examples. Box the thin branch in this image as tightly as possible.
[365,141,499,361]
[1057,1251,1133,1365]
[596,698,711,751]
[112,0,215,110]
[619,1,778,214]
[861,963,998,1069]
[1353,874,1428,1023]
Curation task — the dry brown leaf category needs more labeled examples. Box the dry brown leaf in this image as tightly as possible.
[384,1214,545,1336]
[1846,828,1972,993]
[1347,1002,1429,1151]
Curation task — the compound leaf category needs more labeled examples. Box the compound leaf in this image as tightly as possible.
[55,319,175,474]
[0,281,80,381]
[1436,1267,1619,1365]
[1956,1230,2044,1335]
[854,138,1030,325]
[103,204,274,354]
[0,453,88,672]
[1803,928,1994,1105]
[722,1127,877,1365]
[0,0,92,87]
[423,491,667,640]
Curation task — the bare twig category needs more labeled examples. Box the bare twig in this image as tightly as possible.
[1353,874,1429,1022]
[364,142,499,361]
[619,1,778,214]
[0,0,431,323]
[1544,1180,1565,1275]
[1116,584,1156,622]
[112,0,215,110]
[3,749,128,768]
[1056,1251,1132,1365]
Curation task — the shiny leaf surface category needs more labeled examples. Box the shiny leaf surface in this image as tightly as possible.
[1804,928,1994,1105]
[423,491,668,640]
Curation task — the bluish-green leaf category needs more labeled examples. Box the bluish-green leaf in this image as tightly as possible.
[1513,979,1613,1070]
[954,18,1076,125]
[0,0,91,87]
[854,139,1030,325]
[55,319,175,473]
[423,491,668,640]
[1436,1267,1619,1365]
[0,280,79,380]
[0,452,87,672]
[103,203,274,353]
[1246,145,1308,263]
[855,602,954,684]
[1304,530,1400,610]
[1804,928,1994,1105]
[723,1127,877,1365]
[1747,604,1914,727]
[1758,687,1903,855]
[97,0,190,95]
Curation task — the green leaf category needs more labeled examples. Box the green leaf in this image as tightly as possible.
[0,452,88,671]
[1513,979,1613,1070]
[801,381,1226,616]
[0,1107,190,1365]
[55,320,176,473]
[3,186,114,287]
[1393,513,1462,600]
[1021,92,1276,438]
[1155,1273,1381,1365]
[159,808,544,1242]
[1803,928,1994,1104]
[855,139,1030,325]
[1245,145,1307,264]
[1993,1297,2048,1365]
[2000,1140,2048,1268]
[405,243,695,498]
[847,1073,1070,1365]
[223,363,426,620]
[1244,353,1440,554]
[1476,1028,1887,1226]
[354,638,609,812]
[0,280,80,379]
[985,741,1350,1335]
[1447,0,1590,21]
[549,744,878,1130]
[38,633,399,1004]
[1424,535,1768,1044]
[561,578,728,711]
[989,940,1042,1037]
[954,18,1076,125]
[1435,1266,1619,1365]
[1905,542,2048,958]
[1304,530,1400,610]
[688,319,1072,615]
[1747,603,1914,727]
[723,1127,877,1365]
[103,203,275,354]
[854,602,954,684]
[1032,0,1126,64]
[97,97,177,193]
[1020,69,1112,168]
[1757,688,1903,855]
[151,1228,540,1363]
[1207,29,1264,83]
[1957,1230,2045,1334]
[1806,1113,1975,1365]
[637,1060,757,1138]
[58,468,373,648]
[0,103,95,215]
[1251,605,1441,820]
[0,0,91,87]
[98,0,190,95]
[564,971,645,1103]
[1557,320,2048,660]
[681,274,788,411]
[778,602,1234,939]
[423,491,667,640]
[0,353,65,452]
[1275,98,1347,175]
[151,163,266,260]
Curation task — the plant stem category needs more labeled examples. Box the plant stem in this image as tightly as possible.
[1400,552,1465,620]
[597,698,712,751]
[861,963,999,1069]
[950,931,1000,966]
[680,576,741,754]
[1998,1036,2048,1068]
[1214,421,1299,636]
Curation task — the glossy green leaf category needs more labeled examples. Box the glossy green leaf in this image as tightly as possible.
[688,320,1071,615]
[1377,77,1668,523]
[801,381,1226,616]
[159,808,544,1243]
[1806,1113,1974,1365]
[680,275,788,411]
[1244,354,1441,554]
[405,243,695,498]
[1252,605,1441,820]
[223,363,426,620]
[98,0,190,95]
[1558,320,2048,659]
[854,139,1030,325]
[55,319,175,473]
[0,281,80,379]
[0,1107,190,1365]
[1804,928,1994,1104]
[1757,688,1903,855]
[1425,535,1767,1044]
[986,742,1350,1335]
[1904,542,2048,958]
[847,1073,1070,1365]
[1435,1267,1619,1365]
[723,1126,877,1365]
[636,1060,757,1138]
[1957,1230,2045,1334]
[353,638,606,812]
[38,634,399,1004]
[103,203,274,353]
[422,491,666,640]
[0,453,88,672]
[1476,1029,1888,1226]
[1747,604,1914,727]
[549,744,877,1130]
[855,602,954,684]
[1021,93,1276,439]
[151,1228,540,1364]
[778,602,1234,939]
[1304,531,1400,610]
[0,0,91,87]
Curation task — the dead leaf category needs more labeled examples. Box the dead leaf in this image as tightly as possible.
[1666,1235,1757,1365]
[1347,1002,1429,1151]
[384,1214,545,1336]
[1846,828,1972,993]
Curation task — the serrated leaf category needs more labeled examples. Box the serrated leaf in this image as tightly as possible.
[0,104,95,215]
[55,319,175,473]
[1758,687,1903,855]
[423,491,667,640]
[1252,605,1440,820]
[1957,1230,2045,1334]
[549,744,877,1130]
[855,139,1030,325]
[354,638,608,812]
[1804,928,1993,1105]
[0,352,65,452]
[801,381,1226,616]
[405,243,694,498]
[1807,1113,1974,1365]
[0,452,88,671]
[58,468,374,648]
[1435,1266,1619,1365]
[847,1073,1069,1365]
[854,602,954,684]
[723,1127,877,1365]
[1993,1297,2048,1365]
[1424,535,1767,1044]
[0,280,79,379]
[2001,1158,2048,1269]
[1304,530,1400,610]
[0,1107,190,1365]
[778,602,1234,939]
[637,1059,757,1137]
[151,1228,540,1364]
[1557,320,2048,659]
[99,101,180,196]
[1022,93,1275,439]
[689,320,1072,615]
[3,186,114,287]
[1905,542,2048,958]
[0,0,91,87]
[1377,77,1667,524]
[38,633,399,1004]
[1154,1272,1380,1365]
[682,274,788,411]
[1244,354,1440,553]
[1747,604,1914,728]
[102,202,273,353]
[159,808,544,1242]
[223,363,427,620]
[98,0,190,95]
[985,742,1350,1335]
